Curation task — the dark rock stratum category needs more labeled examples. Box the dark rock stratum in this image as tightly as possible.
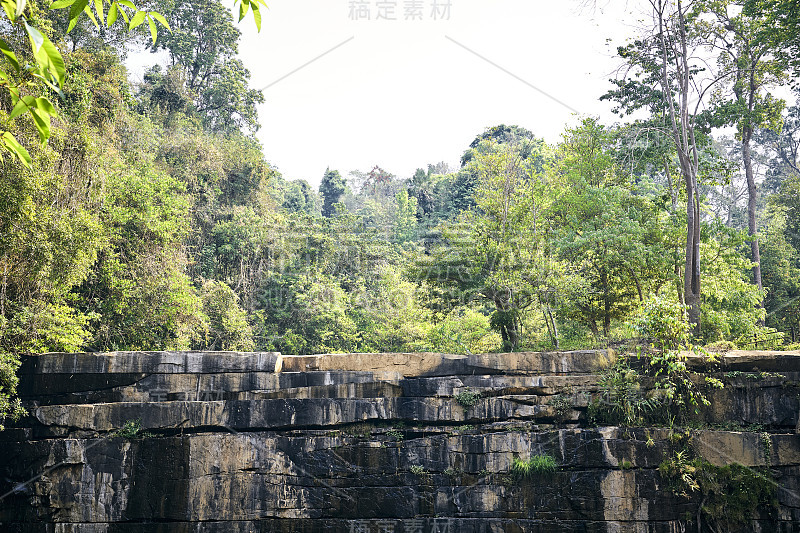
[1,350,800,532]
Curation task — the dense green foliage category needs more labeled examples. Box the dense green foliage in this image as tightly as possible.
[1,0,799,429]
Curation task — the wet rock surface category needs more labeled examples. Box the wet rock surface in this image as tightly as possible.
[2,350,800,532]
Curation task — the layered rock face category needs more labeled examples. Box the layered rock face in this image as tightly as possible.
[1,350,800,532]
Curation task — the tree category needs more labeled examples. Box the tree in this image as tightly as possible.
[320,168,346,217]
[699,0,786,315]
[0,0,266,428]
[199,280,253,350]
[549,119,671,337]
[414,139,551,350]
[607,0,729,334]
[148,0,264,133]
[0,0,266,163]
[394,189,418,244]
[744,0,800,77]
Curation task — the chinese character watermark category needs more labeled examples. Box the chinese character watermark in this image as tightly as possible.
[348,0,452,21]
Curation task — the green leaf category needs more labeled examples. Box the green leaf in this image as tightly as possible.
[93,0,104,24]
[116,0,134,7]
[15,0,26,18]
[31,33,66,87]
[128,9,146,29]
[9,95,34,119]
[83,3,99,28]
[34,96,56,115]
[251,0,261,32]
[238,0,248,22]
[30,108,50,143]
[66,0,88,32]
[49,0,77,9]
[0,39,20,72]
[1,0,15,20]
[24,22,44,52]
[107,1,117,25]
[147,14,156,44]
[1,132,31,167]
[150,10,169,29]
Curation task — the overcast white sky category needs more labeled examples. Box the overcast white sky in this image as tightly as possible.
[133,1,647,186]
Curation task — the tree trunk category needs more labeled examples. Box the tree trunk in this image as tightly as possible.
[742,128,765,325]
[542,306,556,348]
[547,306,560,349]
[684,169,701,336]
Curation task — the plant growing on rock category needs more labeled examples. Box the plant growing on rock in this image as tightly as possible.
[454,388,481,408]
[511,454,558,479]
[409,465,427,476]
[631,296,691,350]
[0,352,25,431]
[386,428,404,441]
[629,296,721,423]
[115,419,152,439]
[660,452,777,531]
[548,393,573,426]
[588,357,657,427]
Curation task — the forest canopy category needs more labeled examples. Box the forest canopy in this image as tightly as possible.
[1,0,800,427]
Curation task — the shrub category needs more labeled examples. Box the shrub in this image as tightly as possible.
[630,296,690,350]
[116,419,152,439]
[454,388,481,408]
[588,357,656,427]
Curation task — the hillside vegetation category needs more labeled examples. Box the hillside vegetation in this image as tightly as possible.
[1,0,799,427]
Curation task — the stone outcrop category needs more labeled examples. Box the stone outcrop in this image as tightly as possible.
[2,350,799,532]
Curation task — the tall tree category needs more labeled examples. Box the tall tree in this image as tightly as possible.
[414,139,551,350]
[606,0,729,333]
[149,0,264,132]
[699,0,786,316]
[319,168,346,217]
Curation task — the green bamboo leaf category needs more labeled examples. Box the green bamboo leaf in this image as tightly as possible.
[31,33,66,87]
[118,4,129,23]
[107,1,117,25]
[128,9,146,29]
[251,0,261,32]
[1,0,15,20]
[34,97,56,115]
[1,132,32,167]
[0,39,20,72]
[30,108,50,143]
[238,0,248,22]
[147,14,156,44]
[29,72,63,96]
[116,0,134,7]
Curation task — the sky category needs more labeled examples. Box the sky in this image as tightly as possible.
[131,1,646,186]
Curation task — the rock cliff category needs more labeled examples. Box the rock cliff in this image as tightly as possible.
[1,350,799,532]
